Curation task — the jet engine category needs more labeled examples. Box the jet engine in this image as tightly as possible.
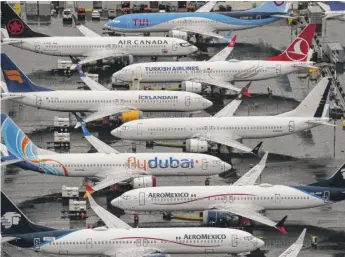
[148,254,171,257]
[120,110,144,123]
[181,81,202,94]
[168,30,188,40]
[201,210,251,228]
[185,139,209,152]
[131,176,157,189]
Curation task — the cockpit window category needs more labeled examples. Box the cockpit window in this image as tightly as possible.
[180,42,192,47]
[121,195,131,200]
[63,10,71,15]
[121,126,129,130]
[112,19,121,23]
[244,236,254,241]
[213,160,220,164]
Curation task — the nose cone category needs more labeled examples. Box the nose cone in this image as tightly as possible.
[206,99,213,108]
[191,45,199,53]
[223,162,232,172]
[256,238,264,248]
[111,197,120,208]
[113,71,124,81]
[111,128,120,138]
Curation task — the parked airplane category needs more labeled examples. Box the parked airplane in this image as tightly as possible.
[1,2,197,66]
[112,24,316,92]
[111,77,333,154]
[0,114,230,194]
[111,162,345,233]
[1,191,264,255]
[317,1,345,21]
[105,2,290,41]
[278,229,306,257]
[0,54,212,126]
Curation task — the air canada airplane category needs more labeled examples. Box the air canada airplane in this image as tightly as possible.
[1,191,264,255]
[1,2,197,66]
[0,54,212,126]
[112,24,317,92]
[105,2,290,41]
[0,114,230,194]
[112,162,345,234]
[111,77,333,154]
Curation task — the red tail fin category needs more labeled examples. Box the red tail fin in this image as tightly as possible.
[265,24,316,62]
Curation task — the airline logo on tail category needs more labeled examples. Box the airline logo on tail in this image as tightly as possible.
[286,38,309,61]
[1,212,21,228]
[7,19,24,35]
[274,1,285,7]
[4,70,23,83]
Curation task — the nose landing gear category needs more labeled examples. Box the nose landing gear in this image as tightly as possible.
[162,211,172,221]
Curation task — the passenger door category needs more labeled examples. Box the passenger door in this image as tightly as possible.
[137,123,143,136]
[202,159,208,170]
[172,41,178,52]
[139,192,145,205]
[275,64,281,75]
[231,235,238,247]
[275,194,281,204]
[86,238,93,249]
[34,42,40,52]
[185,96,191,107]
[288,121,295,132]
[323,190,330,203]
[36,96,42,108]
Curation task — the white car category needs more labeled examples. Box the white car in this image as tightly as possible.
[91,10,101,20]
[62,9,72,23]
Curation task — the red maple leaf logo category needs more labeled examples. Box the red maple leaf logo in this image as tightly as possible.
[7,19,24,35]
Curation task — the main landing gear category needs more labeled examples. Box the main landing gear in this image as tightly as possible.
[133,214,139,227]
[205,177,210,186]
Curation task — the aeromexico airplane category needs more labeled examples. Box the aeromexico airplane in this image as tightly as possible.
[112,162,345,234]
[0,114,231,193]
[112,24,317,92]
[0,54,212,126]
[1,191,264,256]
[1,2,197,66]
[317,1,345,21]
[111,77,333,155]
[105,2,291,40]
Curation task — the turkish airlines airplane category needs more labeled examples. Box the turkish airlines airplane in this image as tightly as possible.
[111,77,333,154]
[1,54,212,126]
[105,1,290,41]
[1,114,231,193]
[112,162,345,233]
[1,2,197,66]
[1,191,264,255]
[317,1,345,21]
[112,24,317,92]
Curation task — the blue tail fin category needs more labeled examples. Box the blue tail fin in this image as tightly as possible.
[309,163,345,188]
[1,114,40,161]
[1,53,52,92]
[246,1,289,13]
[329,1,345,11]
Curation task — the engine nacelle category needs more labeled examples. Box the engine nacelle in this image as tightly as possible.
[121,110,143,123]
[168,30,188,40]
[131,176,157,189]
[181,81,202,94]
[202,210,250,227]
[185,139,209,153]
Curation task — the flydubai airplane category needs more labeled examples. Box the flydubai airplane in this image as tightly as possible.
[111,77,333,154]
[1,2,197,66]
[0,54,212,126]
[317,1,345,21]
[0,114,230,193]
[112,24,317,92]
[105,2,291,41]
[1,191,264,255]
[112,162,345,234]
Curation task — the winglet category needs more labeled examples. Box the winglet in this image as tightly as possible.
[236,82,252,100]
[84,184,95,199]
[228,34,237,47]
[224,31,234,43]
[73,113,90,136]
[251,141,263,156]
[276,215,288,234]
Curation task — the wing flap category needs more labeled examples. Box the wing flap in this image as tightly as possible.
[191,77,240,92]
[77,65,109,91]
[79,50,126,65]
[209,35,237,62]
[103,247,164,257]
[195,1,217,12]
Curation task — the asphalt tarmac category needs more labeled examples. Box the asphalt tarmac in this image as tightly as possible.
[1,16,345,257]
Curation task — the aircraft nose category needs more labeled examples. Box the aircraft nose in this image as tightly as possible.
[256,238,265,248]
[223,162,232,172]
[205,99,213,108]
[191,45,199,53]
[111,197,120,208]
[111,128,120,138]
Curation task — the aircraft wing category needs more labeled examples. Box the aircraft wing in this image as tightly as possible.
[233,152,268,186]
[77,65,109,91]
[1,93,23,101]
[72,14,101,37]
[1,236,18,243]
[196,1,217,12]
[85,188,132,229]
[325,12,345,19]
[178,26,232,41]
[190,77,240,92]
[74,107,135,128]
[104,247,166,257]
[278,228,306,257]
[214,203,287,234]
[317,2,331,12]
[74,114,119,154]
[209,35,237,62]
[79,50,128,66]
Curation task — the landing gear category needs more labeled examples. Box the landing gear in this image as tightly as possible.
[162,211,172,221]
[151,56,157,61]
[133,214,139,227]
[205,178,210,186]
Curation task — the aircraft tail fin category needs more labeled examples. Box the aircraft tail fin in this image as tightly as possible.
[246,1,290,13]
[1,53,52,92]
[1,2,50,38]
[1,191,55,235]
[329,1,345,11]
[265,24,316,62]
[309,163,345,188]
[279,77,332,118]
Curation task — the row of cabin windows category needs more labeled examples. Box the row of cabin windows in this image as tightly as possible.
[196,126,283,130]
[51,239,222,245]
[47,99,177,104]
[45,44,166,49]
[51,163,127,168]
[147,69,269,73]
[151,196,311,201]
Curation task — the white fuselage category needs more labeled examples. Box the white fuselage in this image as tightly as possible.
[113,185,328,213]
[112,116,321,141]
[4,37,197,57]
[325,11,345,20]
[4,91,211,112]
[113,60,313,84]
[21,152,228,177]
[39,227,263,255]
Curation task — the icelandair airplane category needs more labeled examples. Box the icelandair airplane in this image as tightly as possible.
[0,54,212,126]
[112,24,317,92]
[111,77,333,154]
[1,2,197,66]
[0,114,230,193]
[1,191,264,255]
[317,1,345,21]
[112,162,345,233]
[105,2,291,41]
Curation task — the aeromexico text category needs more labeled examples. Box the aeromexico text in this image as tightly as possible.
[149,192,191,198]
[183,234,227,240]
